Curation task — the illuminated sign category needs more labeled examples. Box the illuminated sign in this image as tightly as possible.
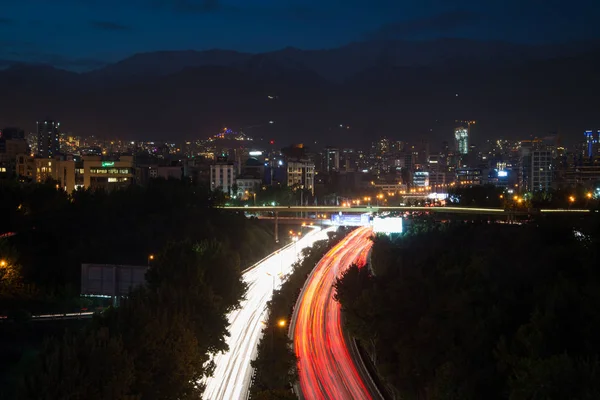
[373,217,403,234]
[101,161,115,167]
[249,151,263,156]
[498,170,508,177]
[331,213,370,226]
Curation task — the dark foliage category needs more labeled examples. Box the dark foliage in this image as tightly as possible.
[250,228,350,397]
[19,239,248,399]
[336,219,600,399]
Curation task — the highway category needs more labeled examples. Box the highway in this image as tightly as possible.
[222,205,591,215]
[293,226,379,400]
[202,225,334,400]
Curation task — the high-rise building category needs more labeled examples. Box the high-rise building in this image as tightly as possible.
[325,147,340,173]
[584,130,599,158]
[210,162,235,194]
[287,160,315,195]
[454,127,469,155]
[530,150,553,192]
[37,119,60,158]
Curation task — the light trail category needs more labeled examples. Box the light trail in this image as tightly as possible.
[293,226,377,400]
[202,226,334,400]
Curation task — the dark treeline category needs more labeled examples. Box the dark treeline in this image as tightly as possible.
[0,178,278,313]
[18,239,246,399]
[335,218,600,399]
[448,184,600,209]
[250,227,351,400]
[0,179,280,399]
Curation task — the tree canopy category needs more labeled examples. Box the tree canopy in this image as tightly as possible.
[336,218,600,400]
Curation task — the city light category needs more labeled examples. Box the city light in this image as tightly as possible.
[569,196,576,203]
[278,319,286,328]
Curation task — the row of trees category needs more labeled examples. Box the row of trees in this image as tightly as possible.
[335,217,600,399]
[0,178,281,398]
[250,228,351,400]
[448,184,600,209]
[16,240,246,399]
[0,178,278,313]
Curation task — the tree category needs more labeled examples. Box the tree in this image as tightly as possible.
[19,328,135,400]
[335,220,600,399]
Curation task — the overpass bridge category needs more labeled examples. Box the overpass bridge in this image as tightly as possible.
[222,205,592,242]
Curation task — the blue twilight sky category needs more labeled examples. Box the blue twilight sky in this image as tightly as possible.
[1,0,599,70]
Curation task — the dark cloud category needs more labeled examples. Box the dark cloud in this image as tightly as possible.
[90,20,131,31]
[0,17,15,25]
[367,10,482,40]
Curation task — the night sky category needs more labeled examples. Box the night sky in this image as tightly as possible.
[1,0,599,70]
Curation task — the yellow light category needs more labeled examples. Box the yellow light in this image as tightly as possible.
[569,196,576,203]
[148,254,154,260]
[586,192,593,199]
[278,319,286,328]
[513,195,518,201]
[302,222,306,226]
[0,260,6,267]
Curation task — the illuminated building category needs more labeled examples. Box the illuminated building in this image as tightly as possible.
[16,154,75,191]
[519,140,553,191]
[530,150,553,192]
[584,130,599,158]
[456,168,482,186]
[454,126,469,155]
[412,171,430,188]
[210,161,235,194]
[83,155,136,190]
[325,147,340,172]
[287,160,315,195]
[37,119,60,158]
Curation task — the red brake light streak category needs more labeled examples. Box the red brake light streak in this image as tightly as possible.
[293,227,374,400]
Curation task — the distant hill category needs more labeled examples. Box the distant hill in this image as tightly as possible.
[1,39,599,146]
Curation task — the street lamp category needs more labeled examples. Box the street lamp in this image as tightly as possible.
[278,319,286,328]
[0,259,6,267]
[148,254,154,266]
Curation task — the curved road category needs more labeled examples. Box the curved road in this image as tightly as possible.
[202,226,334,400]
[294,226,377,400]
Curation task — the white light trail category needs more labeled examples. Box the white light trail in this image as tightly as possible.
[202,226,335,400]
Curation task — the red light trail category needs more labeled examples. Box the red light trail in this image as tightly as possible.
[293,227,375,400]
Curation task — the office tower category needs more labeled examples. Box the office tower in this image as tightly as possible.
[37,119,60,158]
[530,150,553,192]
[325,147,340,173]
[454,126,469,155]
[584,130,599,158]
[287,160,315,195]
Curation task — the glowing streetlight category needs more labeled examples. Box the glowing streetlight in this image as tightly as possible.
[278,319,286,328]
[586,192,593,199]
[569,196,576,203]
[0,260,6,267]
